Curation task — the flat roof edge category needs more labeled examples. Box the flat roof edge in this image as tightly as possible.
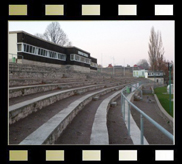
[9,31,91,54]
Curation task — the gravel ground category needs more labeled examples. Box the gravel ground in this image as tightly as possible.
[131,94,173,145]
[107,97,133,144]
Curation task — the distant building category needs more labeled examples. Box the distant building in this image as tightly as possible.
[114,65,122,68]
[108,64,113,68]
[9,31,97,73]
[145,70,164,84]
[133,64,144,70]
[133,69,145,77]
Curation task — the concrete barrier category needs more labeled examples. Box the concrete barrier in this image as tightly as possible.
[151,86,173,127]
[154,94,173,127]
[19,85,125,145]
[90,90,122,145]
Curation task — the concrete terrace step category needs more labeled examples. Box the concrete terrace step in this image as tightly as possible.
[19,85,125,145]
[9,67,59,71]
[9,71,86,79]
[9,70,50,73]
[9,81,96,98]
[90,90,122,145]
[9,81,121,98]
[9,84,123,125]
[9,62,61,70]
[9,77,88,87]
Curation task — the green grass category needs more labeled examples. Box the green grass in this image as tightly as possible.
[154,86,173,117]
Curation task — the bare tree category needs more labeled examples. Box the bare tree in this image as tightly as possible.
[35,22,72,47]
[156,33,165,70]
[137,59,149,70]
[35,33,47,40]
[148,27,164,71]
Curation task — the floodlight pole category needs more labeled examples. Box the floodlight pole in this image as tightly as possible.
[169,64,172,115]
[124,58,125,77]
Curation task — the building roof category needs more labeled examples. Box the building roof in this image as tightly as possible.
[108,64,113,68]
[9,31,90,54]
[133,64,144,69]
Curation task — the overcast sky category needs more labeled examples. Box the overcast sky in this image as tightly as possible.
[9,21,174,67]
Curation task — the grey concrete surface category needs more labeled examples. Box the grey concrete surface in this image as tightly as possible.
[19,85,124,145]
[90,90,121,145]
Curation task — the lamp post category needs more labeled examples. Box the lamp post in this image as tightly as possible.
[101,53,103,73]
[124,58,125,77]
[168,62,173,115]
[113,57,115,75]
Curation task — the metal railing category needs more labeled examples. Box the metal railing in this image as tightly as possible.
[121,81,173,145]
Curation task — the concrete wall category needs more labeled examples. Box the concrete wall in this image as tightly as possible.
[16,60,91,73]
[65,65,90,73]
[147,77,164,84]
[9,33,17,59]
[98,67,132,76]
[17,59,63,68]
[154,94,173,127]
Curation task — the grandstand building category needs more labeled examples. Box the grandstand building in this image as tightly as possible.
[9,31,98,72]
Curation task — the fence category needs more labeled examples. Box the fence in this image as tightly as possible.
[120,81,173,145]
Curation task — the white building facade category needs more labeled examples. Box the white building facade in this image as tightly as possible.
[133,69,146,77]
[145,70,164,84]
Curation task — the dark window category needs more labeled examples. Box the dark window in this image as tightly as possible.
[32,47,35,54]
[26,45,29,52]
[23,44,27,52]
[29,46,32,53]
[38,48,41,55]
[17,44,22,51]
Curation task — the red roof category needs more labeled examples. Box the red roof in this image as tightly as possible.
[133,64,143,69]
[108,64,113,68]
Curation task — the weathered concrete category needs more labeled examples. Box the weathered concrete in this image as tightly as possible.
[90,90,122,145]
[9,77,88,87]
[19,85,125,145]
[16,59,63,68]
[154,94,173,127]
[9,81,94,98]
[9,83,124,125]
[110,102,117,107]
[92,96,99,101]
[124,92,149,145]
[9,84,105,125]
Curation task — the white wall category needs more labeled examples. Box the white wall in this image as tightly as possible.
[148,77,164,84]
[9,33,17,59]
[145,72,148,78]
[133,70,145,77]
